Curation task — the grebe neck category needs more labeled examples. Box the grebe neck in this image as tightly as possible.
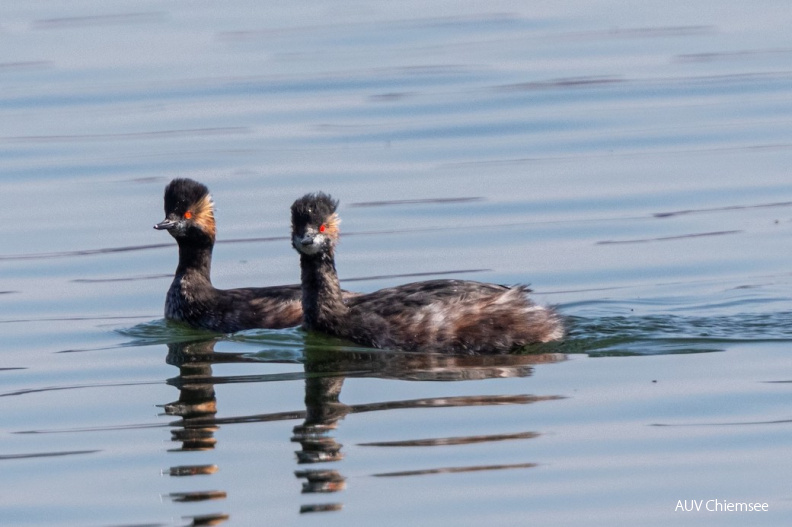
[175,239,213,281]
[300,251,346,329]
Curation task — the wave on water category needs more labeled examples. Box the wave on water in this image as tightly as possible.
[562,311,792,356]
[115,308,792,359]
[115,319,309,361]
[115,318,220,345]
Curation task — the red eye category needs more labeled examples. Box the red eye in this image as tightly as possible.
[319,224,326,233]
[184,211,193,220]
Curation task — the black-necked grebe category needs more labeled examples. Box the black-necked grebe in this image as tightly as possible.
[290,192,564,354]
[154,179,354,332]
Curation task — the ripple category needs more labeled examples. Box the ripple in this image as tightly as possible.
[372,462,538,478]
[115,319,220,344]
[358,431,539,447]
[115,311,792,358]
[565,311,792,355]
[31,12,165,30]
[0,450,100,461]
[596,230,741,245]
[348,197,483,207]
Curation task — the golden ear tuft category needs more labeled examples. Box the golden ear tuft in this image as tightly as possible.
[192,194,216,238]
[324,212,340,238]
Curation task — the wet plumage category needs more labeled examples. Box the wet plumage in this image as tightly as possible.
[155,179,354,332]
[291,192,564,354]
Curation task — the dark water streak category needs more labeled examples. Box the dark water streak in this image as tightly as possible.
[0,450,100,461]
[372,462,538,478]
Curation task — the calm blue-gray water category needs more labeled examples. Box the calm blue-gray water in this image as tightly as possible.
[2,2,791,526]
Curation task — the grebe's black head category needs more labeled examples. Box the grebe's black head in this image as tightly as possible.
[291,192,340,257]
[154,178,216,241]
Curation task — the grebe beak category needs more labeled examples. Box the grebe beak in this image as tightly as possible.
[154,219,177,230]
[293,231,324,255]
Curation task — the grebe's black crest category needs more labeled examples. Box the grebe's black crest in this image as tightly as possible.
[292,192,564,354]
[154,178,216,241]
[164,178,210,216]
[291,192,338,230]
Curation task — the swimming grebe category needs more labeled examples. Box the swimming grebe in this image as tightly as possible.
[154,179,355,332]
[291,192,564,354]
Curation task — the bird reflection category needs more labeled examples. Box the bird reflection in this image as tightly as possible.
[290,343,564,513]
[164,339,231,452]
[162,337,564,517]
[292,360,349,511]
[161,338,262,526]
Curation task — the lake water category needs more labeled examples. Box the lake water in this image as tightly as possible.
[2,2,791,526]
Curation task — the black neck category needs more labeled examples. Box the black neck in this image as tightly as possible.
[299,250,347,330]
[175,238,213,280]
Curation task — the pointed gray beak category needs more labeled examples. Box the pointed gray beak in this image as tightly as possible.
[154,219,177,230]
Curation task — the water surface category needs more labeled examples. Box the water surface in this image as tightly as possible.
[1,1,791,526]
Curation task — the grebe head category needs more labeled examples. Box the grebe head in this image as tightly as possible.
[291,192,340,257]
[154,178,216,241]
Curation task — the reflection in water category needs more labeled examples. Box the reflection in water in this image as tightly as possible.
[162,339,245,526]
[163,338,564,517]
[166,490,228,503]
[167,464,219,476]
[181,513,231,527]
[292,361,348,513]
[290,345,563,513]
[165,340,223,452]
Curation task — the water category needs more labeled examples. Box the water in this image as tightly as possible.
[2,1,791,525]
